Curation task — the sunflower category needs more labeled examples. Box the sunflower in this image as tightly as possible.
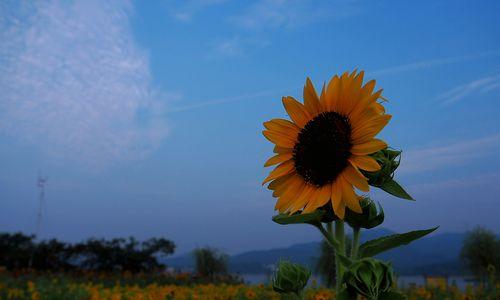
[262,70,390,219]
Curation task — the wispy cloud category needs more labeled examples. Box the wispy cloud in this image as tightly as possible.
[175,50,500,112]
[0,0,170,167]
[167,0,227,22]
[212,36,269,57]
[371,51,500,77]
[232,0,360,31]
[408,172,500,195]
[211,0,360,57]
[400,133,500,174]
[435,74,500,105]
[166,88,293,113]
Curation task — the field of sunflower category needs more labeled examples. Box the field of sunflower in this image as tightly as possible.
[0,272,497,300]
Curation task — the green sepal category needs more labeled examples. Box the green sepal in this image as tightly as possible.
[345,198,385,229]
[380,178,414,201]
[272,260,311,295]
[379,290,408,300]
[362,148,414,201]
[272,210,325,226]
[343,258,394,299]
[358,227,439,258]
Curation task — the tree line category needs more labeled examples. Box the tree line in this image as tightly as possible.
[0,232,175,273]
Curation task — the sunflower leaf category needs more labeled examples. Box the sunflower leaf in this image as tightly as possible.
[272,210,325,226]
[379,290,408,300]
[380,178,414,200]
[358,227,438,258]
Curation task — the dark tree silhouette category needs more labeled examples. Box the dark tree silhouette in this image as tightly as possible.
[460,226,500,282]
[193,247,228,278]
[0,232,175,273]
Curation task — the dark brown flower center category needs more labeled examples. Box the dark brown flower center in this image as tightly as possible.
[293,111,352,186]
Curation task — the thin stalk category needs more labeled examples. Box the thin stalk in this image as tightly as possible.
[334,220,345,293]
[351,227,361,258]
[315,223,339,250]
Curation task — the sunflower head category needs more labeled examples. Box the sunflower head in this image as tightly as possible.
[263,70,391,219]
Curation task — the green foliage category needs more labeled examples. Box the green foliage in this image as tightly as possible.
[0,232,175,272]
[272,210,324,226]
[460,226,500,281]
[345,198,384,229]
[378,290,407,300]
[362,149,414,200]
[193,247,229,278]
[0,232,35,269]
[73,237,175,272]
[343,258,394,300]
[358,227,438,258]
[272,260,311,296]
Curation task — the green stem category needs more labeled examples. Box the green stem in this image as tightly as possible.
[351,227,361,258]
[335,220,345,293]
[315,223,339,250]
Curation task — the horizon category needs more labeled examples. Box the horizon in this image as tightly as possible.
[1,0,500,256]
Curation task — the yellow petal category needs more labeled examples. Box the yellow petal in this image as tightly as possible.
[331,179,344,219]
[288,184,315,214]
[319,82,327,112]
[262,160,295,185]
[343,71,364,115]
[274,146,293,154]
[264,119,300,135]
[324,75,340,110]
[351,139,387,156]
[303,183,332,213]
[264,153,293,167]
[349,89,383,126]
[335,72,352,115]
[282,96,311,128]
[272,174,296,197]
[299,187,321,214]
[373,102,385,114]
[303,78,321,116]
[262,130,296,148]
[341,179,362,213]
[268,173,293,191]
[276,177,305,211]
[343,165,369,192]
[360,79,376,99]
[352,114,392,144]
[349,155,381,172]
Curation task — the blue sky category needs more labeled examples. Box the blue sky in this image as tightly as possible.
[1,0,500,254]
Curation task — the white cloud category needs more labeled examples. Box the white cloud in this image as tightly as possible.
[400,133,500,174]
[371,51,500,77]
[0,0,170,167]
[212,36,269,57]
[167,87,291,112]
[435,74,500,105]
[408,172,500,195]
[167,0,227,22]
[232,0,359,31]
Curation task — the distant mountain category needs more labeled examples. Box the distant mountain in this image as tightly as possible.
[164,229,467,276]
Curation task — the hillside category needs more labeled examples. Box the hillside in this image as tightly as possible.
[165,229,467,275]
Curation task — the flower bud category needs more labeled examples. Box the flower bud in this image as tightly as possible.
[345,197,384,229]
[362,148,414,200]
[272,260,311,295]
[343,258,394,299]
[362,148,401,187]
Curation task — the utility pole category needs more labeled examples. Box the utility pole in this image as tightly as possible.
[29,172,48,268]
